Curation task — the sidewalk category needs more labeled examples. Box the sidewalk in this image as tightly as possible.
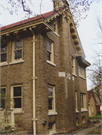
[73,121,102,135]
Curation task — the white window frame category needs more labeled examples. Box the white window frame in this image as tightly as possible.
[80,93,86,111]
[48,85,56,113]
[47,40,54,64]
[12,40,23,62]
[0,44,7,64]
[11,85,22,113]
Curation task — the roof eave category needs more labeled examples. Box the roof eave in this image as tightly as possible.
[76,56,91,68]
[1,20,53,37]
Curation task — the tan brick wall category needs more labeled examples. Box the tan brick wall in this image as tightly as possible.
[1,13,89,134]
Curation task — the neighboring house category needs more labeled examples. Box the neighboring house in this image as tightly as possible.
[0,0,90,134]
[87,91,97,116]
[88,90,101,116]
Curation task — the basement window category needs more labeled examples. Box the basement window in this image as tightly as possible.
[48,122,56,134]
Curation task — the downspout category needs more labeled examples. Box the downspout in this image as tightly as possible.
[29,27,37,135]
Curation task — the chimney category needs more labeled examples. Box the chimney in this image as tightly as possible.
[53,0,69,11]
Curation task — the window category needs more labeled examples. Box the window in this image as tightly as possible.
[72,57,75,74]
[48,86,55,112]
[47,40,54,63]
[13,40,22,61]
[0,88,6,108]
[76,118,79,125]
[12,86,22,108]
[48,122,56,134]
[82,116,86,123]
[80,93,86,109]
[75,91,78,111]
[78,66,85,77]
[0,44,7,62]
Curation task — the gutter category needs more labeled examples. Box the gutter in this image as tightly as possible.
[29,27,37,135]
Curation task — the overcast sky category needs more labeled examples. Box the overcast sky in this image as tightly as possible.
[0,0,102,90]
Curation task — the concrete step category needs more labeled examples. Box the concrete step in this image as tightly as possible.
[16,130,28,134]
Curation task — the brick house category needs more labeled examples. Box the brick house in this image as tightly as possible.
[0,0,90,134]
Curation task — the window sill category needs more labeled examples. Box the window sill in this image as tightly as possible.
[49,131,57,135]
[81,109,88,112]
[9,60,24,65]
[0,108,4,111]
[13,109,24,114]
[79,75,86,80]
[75,110,79,113]
[47,60,56,67]
[48,112,58,115]
[0,62,8,67]
[72,73,77,77]
[54,31,60,37]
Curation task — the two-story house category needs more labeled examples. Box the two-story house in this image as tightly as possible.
[0,0,90,134]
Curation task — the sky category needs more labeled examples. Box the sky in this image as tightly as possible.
[0,0,102,90]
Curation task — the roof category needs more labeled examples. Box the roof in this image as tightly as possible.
[76,56,91,67]
[87,91,92,103]
[1,10,56,31]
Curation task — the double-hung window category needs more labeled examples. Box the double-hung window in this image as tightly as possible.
[47,40,54,63]
[80,93,86,110]
[13,40,22,61]
[0,44,7,63]
[48,86,55,112]
[0,88,6,108]
[78,66,85,78]
[12,86,22,109]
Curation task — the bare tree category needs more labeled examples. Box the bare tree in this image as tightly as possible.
[95,15,102,44]
[0,0,101,26]
[88,52,102,102]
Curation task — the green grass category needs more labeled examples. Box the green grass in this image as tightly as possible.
[89,115,101,119]
[87,125,101,134]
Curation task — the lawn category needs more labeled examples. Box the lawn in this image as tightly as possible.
[89,115,101,119]
[87,125,101,134]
